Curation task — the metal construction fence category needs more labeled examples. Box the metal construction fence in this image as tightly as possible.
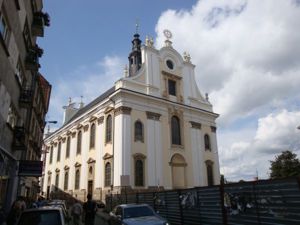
[106,177,300,225]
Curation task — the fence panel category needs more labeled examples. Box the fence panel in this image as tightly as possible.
[104,178,300,225]
[255,178,300,225]
[196,186,223,225]
[224,178,300,225]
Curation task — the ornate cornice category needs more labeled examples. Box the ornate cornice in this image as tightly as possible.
[89,116,97,122]
[87,157,96,164]
[103,153,113,160]
[146,111,161,121]
[67,130,72,136]
[64,165,70,170]
[104,106,114,114]
[83,124,89,132]
[62,137,66,143]
[71,131,76,138]
[74,162,81,167]
[114,106,132,116]
[162,70,182,80]
[76,124,83,130]
[190,121,202,129]
[97,116,104,124]
[132,153,146,160]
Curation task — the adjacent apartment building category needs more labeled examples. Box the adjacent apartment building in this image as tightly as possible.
[0,0,51,211]
[43,31,220,202]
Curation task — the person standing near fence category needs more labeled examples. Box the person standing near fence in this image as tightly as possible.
[83,194,97,225]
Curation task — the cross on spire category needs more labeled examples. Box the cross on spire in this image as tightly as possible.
[135,19,139,34]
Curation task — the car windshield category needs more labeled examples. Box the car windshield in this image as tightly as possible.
[124,206,154,219]
[17,210,62,225]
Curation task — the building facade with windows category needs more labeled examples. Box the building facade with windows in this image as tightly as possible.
[0,0,51,212]
[42,32,220,201]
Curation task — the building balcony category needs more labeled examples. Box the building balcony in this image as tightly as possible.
[19,88,33,107]
[12,126,26,151]
[32,12,50,37]
[25,50,40,71]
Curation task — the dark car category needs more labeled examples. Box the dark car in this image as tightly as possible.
[109,204,170,225]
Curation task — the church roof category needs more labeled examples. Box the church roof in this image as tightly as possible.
[63,86,115,127]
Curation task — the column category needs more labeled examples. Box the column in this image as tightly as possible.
[210,126,221,185]
[190,121,205,186]
[146,111,162,187]
[113,106,132,187]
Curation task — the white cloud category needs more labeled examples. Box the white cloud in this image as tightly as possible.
[220,110,300,181]
[155,0,300,124]
[155,0,300,181]
[47,55,125,127]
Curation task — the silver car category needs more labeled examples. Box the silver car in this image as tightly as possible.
[16,206,69,225]
[109,204,170,225]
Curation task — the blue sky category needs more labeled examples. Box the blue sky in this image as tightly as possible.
[38,0,195,84]
[39,0,300,181]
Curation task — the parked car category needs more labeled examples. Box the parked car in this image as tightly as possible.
[16,206,70,225]
[46,200,68,216]
[109,203,170,225]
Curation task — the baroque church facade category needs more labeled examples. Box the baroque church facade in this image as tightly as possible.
[42,31,220,201]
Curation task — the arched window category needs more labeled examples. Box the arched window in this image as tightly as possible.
[57,142,61,162]
[171,116,181,145]
[105,162,111,187]
[64,171,69,190]
[135,159,144,186]
[47,174,51,186]
[49,146,53,164]
[66,136,70,158]
[55,173,59,189]
[77,131,82,155]
[90,123,96,149]
[75,169,80,190]
[206,161,214,186]
[134,121,143,142]
[204,134,211,150]
[106,115,112,143]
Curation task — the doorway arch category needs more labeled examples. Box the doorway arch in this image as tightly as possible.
[170,154,187,188]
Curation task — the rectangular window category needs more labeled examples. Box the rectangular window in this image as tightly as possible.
[0,10,8,41]
[6,104,17,128]
[16,60,24,85]
[168,80,176,96]
[23,20,31,48]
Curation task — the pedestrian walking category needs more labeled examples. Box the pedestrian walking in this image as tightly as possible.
[83,194,97,225]
[71,200,83,225]
[6,196,26,225]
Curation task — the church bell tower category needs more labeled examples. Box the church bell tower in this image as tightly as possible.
[128,31,142,77]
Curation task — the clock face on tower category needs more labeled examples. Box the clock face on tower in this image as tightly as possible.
[163,29,172,40]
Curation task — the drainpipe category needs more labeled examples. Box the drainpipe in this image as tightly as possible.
[109,97,115,191]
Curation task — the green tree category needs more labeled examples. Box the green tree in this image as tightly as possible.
[270,150,300,179]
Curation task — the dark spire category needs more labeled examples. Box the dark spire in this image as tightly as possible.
[128,30,142,77]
